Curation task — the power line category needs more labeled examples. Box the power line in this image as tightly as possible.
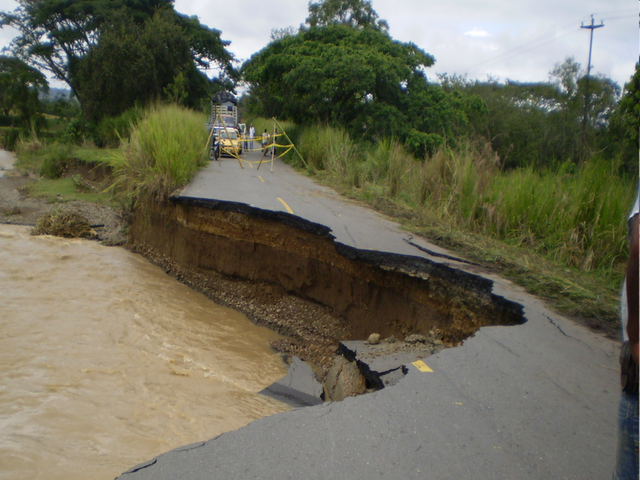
[460,11,636,77]
[462,24,581,75]
[464,28,579,75]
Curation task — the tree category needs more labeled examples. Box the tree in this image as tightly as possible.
[244,25,431,134]
[549,57,620,130]
[243,18,487,156]
[550,56,581,98]
[610,61,639,150]
[306,0,389,31]
[74,9,213,119]
[0,55,48,126]
[0,0,235,114]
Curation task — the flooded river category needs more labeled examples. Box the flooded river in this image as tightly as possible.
[0,224,289,480]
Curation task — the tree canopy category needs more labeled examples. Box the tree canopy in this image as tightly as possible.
[610,61,639,150]
[306,0,389,31]
[243,21,484,155]
[0,0,235,118]
[75,9,217,119]
[0,55,48,126]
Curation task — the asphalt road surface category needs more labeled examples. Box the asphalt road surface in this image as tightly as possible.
[118,149,622,480]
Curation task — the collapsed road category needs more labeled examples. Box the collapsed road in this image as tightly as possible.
[118,151,621,479]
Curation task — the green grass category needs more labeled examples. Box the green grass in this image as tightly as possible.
[278,121,635,332]
[72,147,114,166]
[12,139,118,176]
[26,177,114,205]
[107,104,209,206]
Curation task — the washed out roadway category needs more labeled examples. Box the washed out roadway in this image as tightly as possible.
[118,149,622,480]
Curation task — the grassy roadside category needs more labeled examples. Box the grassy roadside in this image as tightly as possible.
[10,105,209,207]
[108,104,209,206]
[12,138,116,205]
[281,124,635,335]
[8,107,633,335]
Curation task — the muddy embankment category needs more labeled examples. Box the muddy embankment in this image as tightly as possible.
[129,196,524,387]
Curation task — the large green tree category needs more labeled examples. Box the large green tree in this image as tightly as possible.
[74,9,217,119]
[0,0,235,115]
[306,0,389,31]
[243,21,483,155]
[0,55,48,126]
[610,61,639,150]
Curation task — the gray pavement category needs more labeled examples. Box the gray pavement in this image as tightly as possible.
[118,151,622,479]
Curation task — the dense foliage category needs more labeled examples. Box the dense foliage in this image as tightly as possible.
[306,0,389,31]
[440,57,630,171]
[1,0,235,120]
[243,24,485,156]
[0,56,48,127]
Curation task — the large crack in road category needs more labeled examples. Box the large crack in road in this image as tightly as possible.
[129,196,524,386]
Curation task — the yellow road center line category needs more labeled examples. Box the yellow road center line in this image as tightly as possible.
[412,360,433,372]
[277,197,294,214]
[258,175,265,183]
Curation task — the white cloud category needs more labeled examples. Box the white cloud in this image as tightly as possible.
[464,28,491,37]
[0,0,637,86]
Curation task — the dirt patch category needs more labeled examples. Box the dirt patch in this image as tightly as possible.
[0,169,127,246]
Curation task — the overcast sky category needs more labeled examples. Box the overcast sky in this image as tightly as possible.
[1,0,638,89]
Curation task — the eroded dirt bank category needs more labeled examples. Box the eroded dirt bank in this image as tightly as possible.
[129,196,524,375]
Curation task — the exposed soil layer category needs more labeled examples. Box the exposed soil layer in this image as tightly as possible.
[128,196,525,377]
[0,153,524,383]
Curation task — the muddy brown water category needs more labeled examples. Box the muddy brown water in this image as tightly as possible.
[0,224,289,480]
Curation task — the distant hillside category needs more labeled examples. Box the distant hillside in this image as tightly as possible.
[39,88,74,101]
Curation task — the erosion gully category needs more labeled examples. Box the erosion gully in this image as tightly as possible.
[129,196,524,378]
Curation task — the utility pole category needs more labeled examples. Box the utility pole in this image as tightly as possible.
[580,15,604,142]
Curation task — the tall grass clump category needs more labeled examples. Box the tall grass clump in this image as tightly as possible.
[378,139,635,274]
[413,144,635,272]
[485,159,633,270]
[412,140,498,219]
[108,104,208,206]
[297,125,360,185]
[360,139,414,197]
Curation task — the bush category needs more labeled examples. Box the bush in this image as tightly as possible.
[1,128,21,151]
[61,117,96,145]
[95,107,144,148]
[38,143,73,179]
[108,104,209,206]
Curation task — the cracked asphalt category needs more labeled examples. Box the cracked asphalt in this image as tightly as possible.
[117,153,622,480]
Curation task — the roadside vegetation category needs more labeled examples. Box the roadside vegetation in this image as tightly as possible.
[0,0,637,333]
[108,104,209,206]
[264,124,634,330]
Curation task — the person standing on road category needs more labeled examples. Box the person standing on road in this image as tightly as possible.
[249,124,255,151]
[262,129,269,153]
[241,124,247,152]
[612,188,639,480]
